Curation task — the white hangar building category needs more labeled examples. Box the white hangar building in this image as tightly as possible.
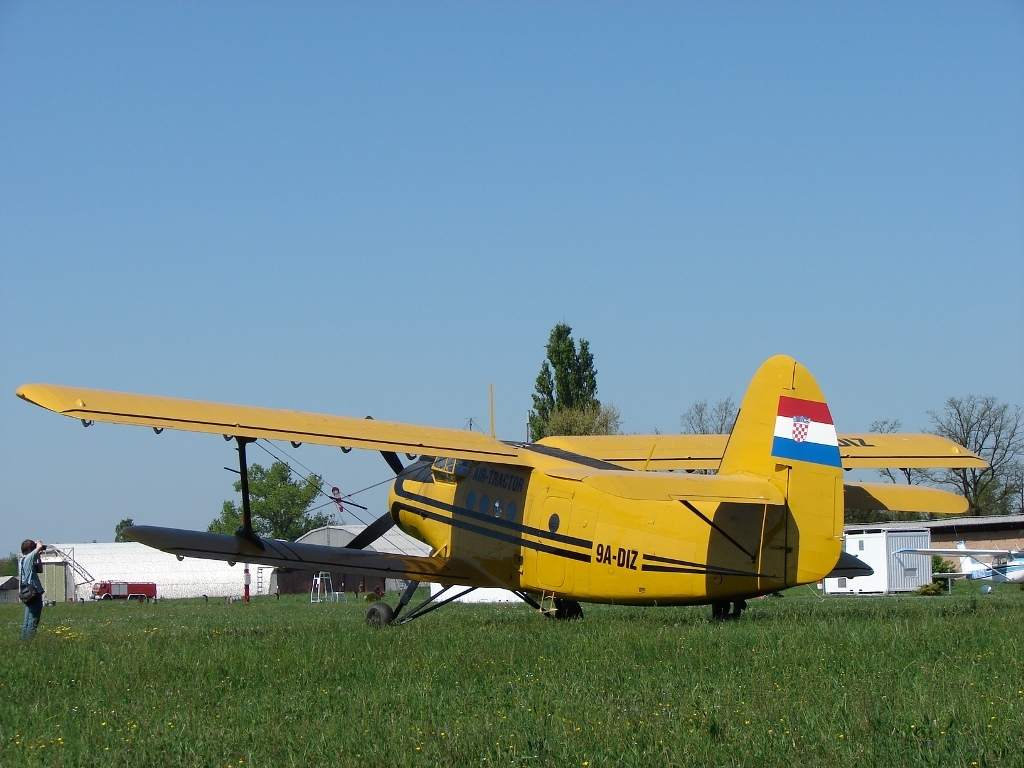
[38,542,269,601]
[35,524,433,602]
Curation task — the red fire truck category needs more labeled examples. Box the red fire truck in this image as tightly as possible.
[91,581,158,601]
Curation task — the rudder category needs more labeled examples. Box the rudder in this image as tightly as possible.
[719,355,844,586]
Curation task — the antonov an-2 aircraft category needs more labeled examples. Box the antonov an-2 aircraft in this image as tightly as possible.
[17,355,984,624]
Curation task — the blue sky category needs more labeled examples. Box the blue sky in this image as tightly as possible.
[2,2,1022,546]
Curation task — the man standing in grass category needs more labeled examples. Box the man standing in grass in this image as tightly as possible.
[19,539,45,641]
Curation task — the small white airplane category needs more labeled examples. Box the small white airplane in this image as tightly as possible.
[898,541,1024,584]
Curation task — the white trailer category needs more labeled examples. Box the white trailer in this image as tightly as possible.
[824,529,932,594]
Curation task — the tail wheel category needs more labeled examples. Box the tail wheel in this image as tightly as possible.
[365,601,394,628]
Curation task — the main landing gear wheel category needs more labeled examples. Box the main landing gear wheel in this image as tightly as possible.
[365,601,394,628]
[711,599,746,620]
[553,599,583,621]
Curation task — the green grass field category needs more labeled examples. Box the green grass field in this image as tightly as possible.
[2,583,1021,767]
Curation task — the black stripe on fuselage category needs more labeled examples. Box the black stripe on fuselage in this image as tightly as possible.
[391,501,593,564]
[392,478,592,563]
[394,477,592,549]
[641,553,774,579]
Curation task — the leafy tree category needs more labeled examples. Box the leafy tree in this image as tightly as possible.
[208,461,334,541]
[0,553,16,577]
[1006,461,1024,515]
[207,504,243,537]
[926,396,1023,516]
[545,403,622,437]
[114,517,135,543]
[844,508,932,526]
[529,324,607,440]
[531,360,556,438]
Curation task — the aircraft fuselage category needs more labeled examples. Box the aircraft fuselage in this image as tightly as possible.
[390,450,798,606]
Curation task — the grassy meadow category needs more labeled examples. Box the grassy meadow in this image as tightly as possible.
[2,583,1022,767]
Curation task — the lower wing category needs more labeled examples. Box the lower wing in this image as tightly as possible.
[842,482,970,515]
[124,525,484,586]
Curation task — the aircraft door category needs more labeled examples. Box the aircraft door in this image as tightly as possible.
[536,495,571,589]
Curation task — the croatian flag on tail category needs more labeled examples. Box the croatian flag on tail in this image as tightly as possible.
[771,396,842,468]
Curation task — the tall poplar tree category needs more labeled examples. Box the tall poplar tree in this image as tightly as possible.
[529,323,613,440]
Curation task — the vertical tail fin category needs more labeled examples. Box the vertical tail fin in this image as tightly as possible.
[955,541,986,575]
[718,355,844,585]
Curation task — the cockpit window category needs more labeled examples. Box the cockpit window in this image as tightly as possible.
[431,456,470,484]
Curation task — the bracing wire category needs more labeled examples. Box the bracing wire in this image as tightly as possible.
[252,440,382,527]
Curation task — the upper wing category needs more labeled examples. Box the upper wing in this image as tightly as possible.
[538,434,727,471]
[17,383,530,466]
[124,525,486,586]
[834,434,985,469]
[538,433,985,471]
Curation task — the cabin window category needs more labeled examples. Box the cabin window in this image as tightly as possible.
[432,457,470,484]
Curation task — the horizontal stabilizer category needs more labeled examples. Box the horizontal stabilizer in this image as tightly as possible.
[123,525,482,586]
[826,551,874,579]
[842,482,969,514]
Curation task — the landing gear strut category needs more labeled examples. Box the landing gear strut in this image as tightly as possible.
[535,592,584,620]
[364,586,586,626]
[364,582,476,627]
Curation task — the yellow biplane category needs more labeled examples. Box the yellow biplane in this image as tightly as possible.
[17,355,984,623]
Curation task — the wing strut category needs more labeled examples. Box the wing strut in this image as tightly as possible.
[345,441,406,550]
[234,436,265,552]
